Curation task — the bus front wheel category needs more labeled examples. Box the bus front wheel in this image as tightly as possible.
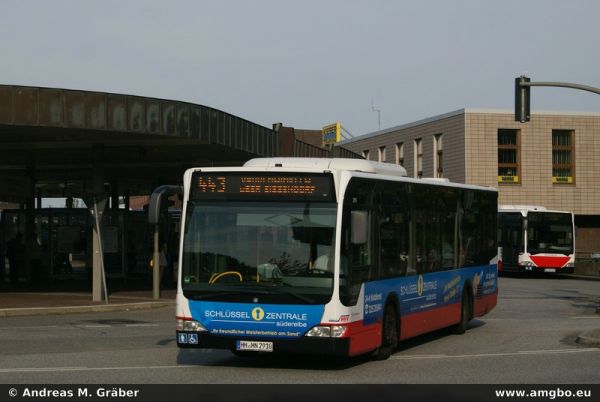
[372,304,398,360]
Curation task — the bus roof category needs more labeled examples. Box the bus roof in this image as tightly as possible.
[243,157,408,177]
[499,205,573,215]
[239,158,496,193]
[186,158,495,194]
[499,205,547,212]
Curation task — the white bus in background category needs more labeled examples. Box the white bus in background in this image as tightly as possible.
[498,205,575,274]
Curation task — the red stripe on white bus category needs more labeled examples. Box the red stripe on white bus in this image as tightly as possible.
[529,255,571,268]
[473,292,498,317]
[343,291,497,356]
[400,303,461,339]
[345,321,381,356]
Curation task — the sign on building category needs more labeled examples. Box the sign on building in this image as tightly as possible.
[322,122,341,146]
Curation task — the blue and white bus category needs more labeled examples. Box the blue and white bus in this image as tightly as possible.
[175,158,498,359]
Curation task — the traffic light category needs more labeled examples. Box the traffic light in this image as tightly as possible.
[515,76,531,122]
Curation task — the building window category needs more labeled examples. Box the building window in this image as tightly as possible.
[552,129,575,184]
[433,134,443,178]
[497,129,520,183]
[414,138,423,179]
[362,150,370,160]
[378,146,386,162]
[395,142,404,166]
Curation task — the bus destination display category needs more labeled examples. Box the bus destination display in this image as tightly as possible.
[191,172,334,201]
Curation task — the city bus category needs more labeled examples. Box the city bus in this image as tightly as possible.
[175,158,498,359]
[498,205,575,274]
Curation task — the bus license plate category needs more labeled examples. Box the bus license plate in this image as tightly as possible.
[544,269,556,272]
[236,340,273,352]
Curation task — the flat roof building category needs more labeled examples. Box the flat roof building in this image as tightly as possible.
[339,109,600,267]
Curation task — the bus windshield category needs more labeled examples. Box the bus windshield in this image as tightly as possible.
[181,201,337,304]
[527,212,573,255]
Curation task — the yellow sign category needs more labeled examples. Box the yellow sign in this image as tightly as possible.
[498,175,519,183]
[322,122,341,146]
[417,275,424,297]
[552,176,573,184]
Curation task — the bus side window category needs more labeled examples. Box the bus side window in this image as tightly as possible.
[379,213,409,278]
[376,184,410,279]
[341,179,375,306]
[459,190,497,267]
[349,209,372,272]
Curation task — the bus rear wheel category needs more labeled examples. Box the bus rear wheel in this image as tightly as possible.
[372,304,398,360]
[453,288,473,335]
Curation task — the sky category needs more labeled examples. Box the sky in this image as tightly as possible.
[1,0,599,137]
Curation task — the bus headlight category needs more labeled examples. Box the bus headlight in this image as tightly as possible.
[565,262,575,268]
[306,326,330,337]
[305,325,347,338]
[176,318,208,332]
[330,325,347,338]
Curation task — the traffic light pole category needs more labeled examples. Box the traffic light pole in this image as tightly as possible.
[521,81,600,95]
[515,76,600,122]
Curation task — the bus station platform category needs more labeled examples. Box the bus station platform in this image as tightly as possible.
[0,273,598,318]
[0,288,175,317]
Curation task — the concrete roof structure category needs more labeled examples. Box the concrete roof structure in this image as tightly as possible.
[0,85,282,203]
[0,84,362,302]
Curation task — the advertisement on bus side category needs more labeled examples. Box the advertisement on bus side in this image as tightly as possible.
[362,265,497,325]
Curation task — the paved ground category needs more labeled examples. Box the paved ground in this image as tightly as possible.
[576,328,600,346]
[0,273,597,343]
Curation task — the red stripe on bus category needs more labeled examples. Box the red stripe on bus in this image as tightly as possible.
[346,320,381,356]
[474,292,498,317]
[530,255,570,268]
[344,291,498,356]
[399,292,497,339]
[400,303,461,339]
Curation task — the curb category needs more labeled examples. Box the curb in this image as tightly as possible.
[575,330,600,347]
[0,301,174,317]
[559,274,600,282]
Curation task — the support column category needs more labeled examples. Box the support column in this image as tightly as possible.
[91,144,106,302]
[25,163,35,232]
[111,180,119,210]
[25,163,36,284]
[124,190,130,210]
[36,188,42,209]
[153,223,160,300]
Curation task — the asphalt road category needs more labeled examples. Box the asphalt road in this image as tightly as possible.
[0,276,598,384]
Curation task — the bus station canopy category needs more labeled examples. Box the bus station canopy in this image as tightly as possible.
[0,85,360,301]
[0,85,286,203]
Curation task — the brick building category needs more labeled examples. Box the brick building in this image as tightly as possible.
[339,109,600,261]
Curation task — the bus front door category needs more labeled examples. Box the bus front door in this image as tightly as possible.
[500,214,523,272]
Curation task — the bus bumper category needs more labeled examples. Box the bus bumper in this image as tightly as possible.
[176,331,351,356]
[503,264,574,274]
[527,266,575,274]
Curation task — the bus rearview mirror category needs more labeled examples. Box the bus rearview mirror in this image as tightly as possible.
[351,210,368,245]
